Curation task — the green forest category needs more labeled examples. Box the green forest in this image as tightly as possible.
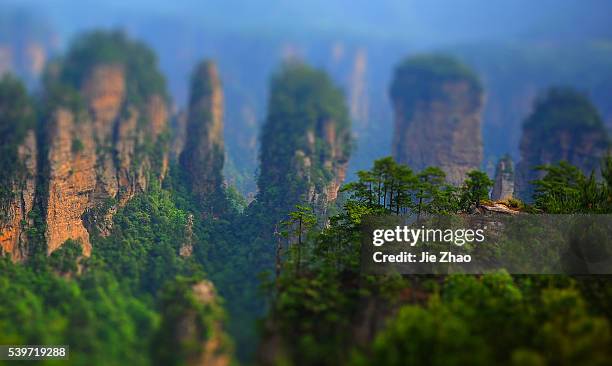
[1,29,612,366]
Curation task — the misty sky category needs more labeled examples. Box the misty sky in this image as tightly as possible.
[5,0,612,45]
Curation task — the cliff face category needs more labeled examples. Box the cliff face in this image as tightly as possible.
[1,32,171,260]
[390,55,484,185]
[0,75,39,261]
[44,66,169,253]
[39,31,170,255]
[515,88,610,200]
[491,155,515,201]
[0,131,38,261]
[256,62,351,216]
[292,120,349,208]
[179,61,225,212]
[44,109,96,255]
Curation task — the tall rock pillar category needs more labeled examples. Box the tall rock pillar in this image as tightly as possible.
[390,55,484,185]
[179,61,225,213]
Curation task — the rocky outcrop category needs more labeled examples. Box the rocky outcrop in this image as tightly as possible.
[170,110,188,161]
[179,61,225,212]
[41,34,170,254]
[44,70,169,253]
[86,65,124,202]
[0,131,38,261]
[1,32,171,258]
[491,154,514,201]
[302,119,349,205]
[257,62,351,216]
[188,281,231,366]
[179,214,194,258]
[155,279,232,366]
[390,55,484,185]
[44,109,96,255]
[515,88,610,200]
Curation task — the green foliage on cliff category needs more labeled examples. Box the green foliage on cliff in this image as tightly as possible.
[341,157,491,215]
[263,157,612,366]
[353,274,611,366]
[152,277,232,366]
[0,75,35,143]
[0,184,234,365]
[256,61,351,217]
[532,157,612,213]
[179,60,226,214]
[0,255,158,366]
[93,186,201,295]
[0,75,36,218]
[523,87,609,141]
[390,54,482,114]
[51,30,167,107]
[462,170,494,208]
[265,184,406,365]
[516,87,609,201]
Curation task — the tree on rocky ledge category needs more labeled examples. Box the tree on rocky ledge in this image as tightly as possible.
[461,170,494,209]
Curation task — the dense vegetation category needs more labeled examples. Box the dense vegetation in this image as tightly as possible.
[261,156,612,366]
[523,87,608,139]
[0,183,236,366]
[2,30,612,366]
[0,75,36,218]
[0,32,235,366]
[532,158,612,214]
[516,86,610,201]
[56,30,167,107]
[256,61,351,219]
[341,157,492,215]
[389,54,483,119]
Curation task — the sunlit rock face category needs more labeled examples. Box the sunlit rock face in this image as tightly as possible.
[390,55,484,185]
[44,109,96,256]
[179,61,225,213]
[1,32,171,259]
[41,31,170,255]
[515,88,610,201]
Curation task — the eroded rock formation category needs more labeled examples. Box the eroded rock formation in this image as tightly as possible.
[44,109,96,255]
[155,279,232,366]
[256,62,351,216]
[491,154,515,201]
[44,65,169,253]
[179,61,225,212]
[2,32,171,260]
[515,88,610,200]
[390,55,484,185]
[0,131,38,261]
[0,75,39,261]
